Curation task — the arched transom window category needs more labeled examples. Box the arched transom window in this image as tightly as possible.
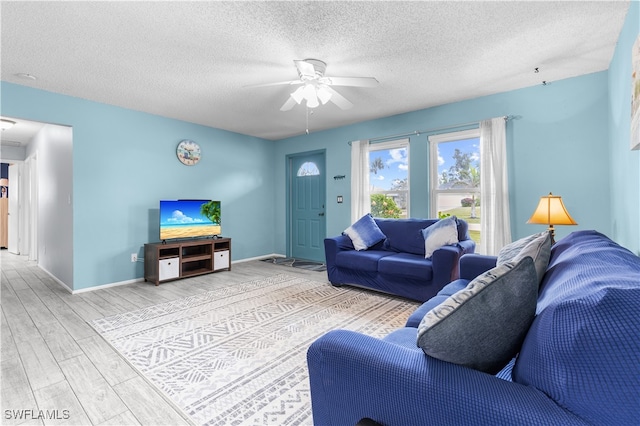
[297,162,320,176]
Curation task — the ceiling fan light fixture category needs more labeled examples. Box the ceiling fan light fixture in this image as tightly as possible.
[317,85,332,104]
[306,95,320,108]
[274,58,377,112]
[302,84,319,108]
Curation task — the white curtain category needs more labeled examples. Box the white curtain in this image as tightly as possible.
[350,139,370,222]
[480,117,511,255]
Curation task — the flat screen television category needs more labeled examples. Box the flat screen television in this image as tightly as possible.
[160,200,221,241]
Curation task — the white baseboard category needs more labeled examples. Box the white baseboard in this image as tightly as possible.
[72,277,145,294]
[38,264,74,294]
[232,253,286,263]
[65,254,287,294]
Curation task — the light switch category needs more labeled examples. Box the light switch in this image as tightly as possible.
[337,196,343,203]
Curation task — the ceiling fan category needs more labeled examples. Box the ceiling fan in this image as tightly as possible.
[247,59,379,111]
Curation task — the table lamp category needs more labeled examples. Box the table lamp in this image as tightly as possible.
[527,192,577,243]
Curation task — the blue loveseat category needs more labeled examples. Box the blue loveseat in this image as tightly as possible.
[308,230,640,425]
[324,218,476,302]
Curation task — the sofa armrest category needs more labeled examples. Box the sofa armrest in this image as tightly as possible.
[307,330,586,426]
[458,238,476,254]
[324,236,354,284]
[324,235,354,263]
[431,245,465,286]
[325,234,354,252]
[336,234,355,250]
[459,253,498,280]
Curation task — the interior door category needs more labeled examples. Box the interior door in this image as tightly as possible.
[8,163,19,254]
[290,152,326,262]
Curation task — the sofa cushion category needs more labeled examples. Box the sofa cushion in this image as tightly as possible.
[421,216,459,259]
[334,250,393,272]
[382,327,421,350]
[417,256,538,374]
[343,214,387,251]
[405,279,470,328]
[375,218,436,255]
[497,231,551,284]
[377,253,433,281]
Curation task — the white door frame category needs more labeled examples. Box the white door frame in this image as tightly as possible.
[7,163,20,254]
[4,154,38,259]
[27,152,38,261]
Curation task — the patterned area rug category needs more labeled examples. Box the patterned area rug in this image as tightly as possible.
[261,257,327,272]
[91,274,418,425]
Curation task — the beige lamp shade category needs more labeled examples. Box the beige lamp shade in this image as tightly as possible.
[527,192,577,226]
[527,193,577,244]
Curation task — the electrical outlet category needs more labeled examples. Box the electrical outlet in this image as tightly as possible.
[131,253,138,263]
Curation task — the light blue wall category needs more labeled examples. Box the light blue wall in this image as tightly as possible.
[2,21,632,290]
[609,0,640,255]
[1,82,276,290]
[274,71,611,255]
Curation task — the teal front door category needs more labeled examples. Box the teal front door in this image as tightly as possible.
[290,152,326,262]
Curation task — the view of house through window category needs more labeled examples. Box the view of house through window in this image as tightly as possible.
[429,130,481,244]
[368,139,409,218]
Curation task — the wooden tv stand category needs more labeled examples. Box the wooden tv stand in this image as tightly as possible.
[144,238,231,285]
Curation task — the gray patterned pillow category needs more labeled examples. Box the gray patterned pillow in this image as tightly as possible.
[416,256,537,374]
[497,231,552,284]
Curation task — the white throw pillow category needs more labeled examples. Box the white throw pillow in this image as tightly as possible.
[421,216,459,259]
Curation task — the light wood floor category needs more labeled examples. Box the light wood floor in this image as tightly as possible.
[0,250,327,425]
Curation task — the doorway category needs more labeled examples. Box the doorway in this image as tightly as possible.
[2,153,38,258]
[287,151,326,262]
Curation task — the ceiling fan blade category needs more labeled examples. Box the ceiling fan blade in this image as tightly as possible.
[294,60,316,78]
[324,86,353,110]
[244,79,302,88]
[323,76,379,87]
[280,96,297,111]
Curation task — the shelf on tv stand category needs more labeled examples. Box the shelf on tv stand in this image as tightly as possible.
[182,253,212,262]
[144,238,231,285]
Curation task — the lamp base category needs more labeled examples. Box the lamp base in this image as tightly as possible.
[548,225,556,245]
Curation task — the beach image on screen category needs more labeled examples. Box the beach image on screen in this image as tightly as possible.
[160,200,221,240]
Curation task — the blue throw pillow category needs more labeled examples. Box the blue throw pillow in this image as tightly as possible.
[343,214,387,251]
[421,216,459,259]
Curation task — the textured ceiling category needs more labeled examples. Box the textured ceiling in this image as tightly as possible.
[0,1,630,141]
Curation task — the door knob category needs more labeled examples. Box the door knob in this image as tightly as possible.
[318,212,325,216]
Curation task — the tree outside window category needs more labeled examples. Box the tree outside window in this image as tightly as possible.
[368,139,409,218]
[430,130,481,244]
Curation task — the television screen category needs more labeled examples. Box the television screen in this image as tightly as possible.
[160,200,221,240]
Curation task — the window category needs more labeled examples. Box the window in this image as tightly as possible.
[368,139,409,218]
[429,129,481,244]
[297,162,320,176]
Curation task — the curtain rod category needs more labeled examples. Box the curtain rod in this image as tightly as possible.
[348,115,515,145]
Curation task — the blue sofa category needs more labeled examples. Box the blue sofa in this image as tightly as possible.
[324,218,476,302]
[308,230,640,425]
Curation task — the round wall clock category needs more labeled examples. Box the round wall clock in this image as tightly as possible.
[176,139,201,166]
